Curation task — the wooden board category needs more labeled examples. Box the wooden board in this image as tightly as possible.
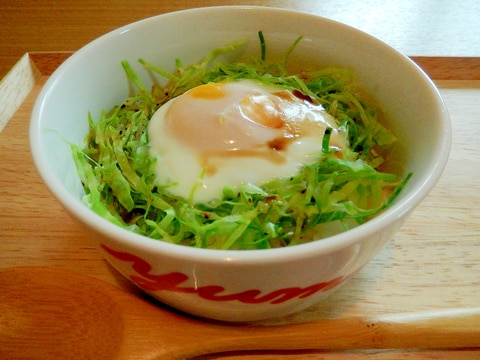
[1,53,479,359]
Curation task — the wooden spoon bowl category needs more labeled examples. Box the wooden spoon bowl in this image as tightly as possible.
[1,267,479,359]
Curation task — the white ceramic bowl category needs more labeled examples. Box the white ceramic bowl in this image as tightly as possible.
[30,6,450,322]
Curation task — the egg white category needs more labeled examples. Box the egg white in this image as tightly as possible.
[148,80,346,203]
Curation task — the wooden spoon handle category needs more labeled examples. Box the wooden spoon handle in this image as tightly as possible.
[188,308,480,357]
[363,308,480,349]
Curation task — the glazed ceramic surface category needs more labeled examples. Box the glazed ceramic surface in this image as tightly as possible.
[30,6,450,321]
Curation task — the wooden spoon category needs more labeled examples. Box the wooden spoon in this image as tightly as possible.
[1,267,479,359]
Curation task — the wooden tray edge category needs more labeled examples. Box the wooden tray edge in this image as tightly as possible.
[412,56,480,81]
[0,53,478,133]
[28,52,74,76]
[0,54,39,132]
[0,52,72,132]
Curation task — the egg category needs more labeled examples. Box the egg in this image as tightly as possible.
[148,79,347,203]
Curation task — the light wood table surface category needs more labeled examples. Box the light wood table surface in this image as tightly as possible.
[1,1,480,359]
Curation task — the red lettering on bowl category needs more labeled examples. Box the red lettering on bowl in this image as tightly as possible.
[101,243,348,304]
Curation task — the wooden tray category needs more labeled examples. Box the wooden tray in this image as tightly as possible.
[1,53,479,359]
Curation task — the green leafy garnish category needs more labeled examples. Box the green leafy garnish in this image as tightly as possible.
[72,32,411,250]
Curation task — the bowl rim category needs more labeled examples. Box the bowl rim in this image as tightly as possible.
[30,5,452,265]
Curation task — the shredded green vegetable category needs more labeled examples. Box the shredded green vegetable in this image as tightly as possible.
[72,32,411,250]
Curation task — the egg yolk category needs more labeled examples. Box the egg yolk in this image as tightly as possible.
[164,81,340,156]
[188,82,226,99]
